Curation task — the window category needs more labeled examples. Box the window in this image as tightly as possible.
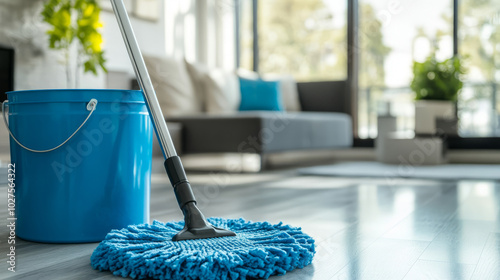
[458,0,500,136]
[357,0,453,138]
[240,0,347,81]
[239,0,254,71]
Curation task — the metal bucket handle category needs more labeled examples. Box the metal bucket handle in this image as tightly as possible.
[2,98,98,153]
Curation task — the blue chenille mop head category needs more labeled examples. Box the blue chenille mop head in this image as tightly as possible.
[91,217,315,280]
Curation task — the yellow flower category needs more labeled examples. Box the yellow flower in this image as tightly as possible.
[83,4,95,18]
[93,20,103,29]
[89,32,103,52]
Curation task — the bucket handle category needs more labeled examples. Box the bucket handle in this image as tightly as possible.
[2,98,98,153]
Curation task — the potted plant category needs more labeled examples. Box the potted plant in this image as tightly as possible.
[410,54,466,135]
[41,0,107,88]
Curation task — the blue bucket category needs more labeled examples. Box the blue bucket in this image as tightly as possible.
[5,89,152,243]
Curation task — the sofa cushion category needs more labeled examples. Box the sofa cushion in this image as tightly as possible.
[263,74,302,112]
[170,112,352,154]
[203,69,241,113]
[236,68,260,80]
[236,70,302,112]
[143,56,202,116]
[184,59,208,111]
[239,78,284,111]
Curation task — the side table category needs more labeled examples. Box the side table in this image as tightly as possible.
[377,131,447,165]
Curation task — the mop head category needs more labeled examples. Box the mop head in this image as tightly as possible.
[91,218,315,280]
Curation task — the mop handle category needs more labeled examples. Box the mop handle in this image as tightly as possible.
[110,0,177,159]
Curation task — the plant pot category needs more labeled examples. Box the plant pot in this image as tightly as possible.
[414,100,456,135]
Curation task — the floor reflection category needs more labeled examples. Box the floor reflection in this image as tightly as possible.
[304,179,500,279]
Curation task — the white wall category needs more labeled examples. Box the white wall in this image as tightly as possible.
[0,0,236,91]
[194,0,236,70]
[164,0,197,61]
[0,0,100,90]
[0,0,168,90]
[100,1,167,76]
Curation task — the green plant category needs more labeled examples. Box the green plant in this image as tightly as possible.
[411,55,466,101]
[42,0,107,88]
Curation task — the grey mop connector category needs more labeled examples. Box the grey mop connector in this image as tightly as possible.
[165,156,236,241]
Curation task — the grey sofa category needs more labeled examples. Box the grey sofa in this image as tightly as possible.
[168,81,353,166]
[171,112,351,153]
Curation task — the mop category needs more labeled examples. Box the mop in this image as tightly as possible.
[91,1,315,279]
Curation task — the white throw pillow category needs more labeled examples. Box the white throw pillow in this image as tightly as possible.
[263,74,301,112]
[143,56,202,117]
[203,69,241,113]
[184,59,208,111]
[236,68,260,80]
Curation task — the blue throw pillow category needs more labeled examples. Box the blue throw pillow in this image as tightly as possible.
[238,78,283,111]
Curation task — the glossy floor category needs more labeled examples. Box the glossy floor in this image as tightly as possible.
[0,163,499,280]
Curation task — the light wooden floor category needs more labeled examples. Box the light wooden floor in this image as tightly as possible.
[1,161,499,280]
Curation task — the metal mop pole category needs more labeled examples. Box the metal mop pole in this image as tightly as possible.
[110,0,235,241]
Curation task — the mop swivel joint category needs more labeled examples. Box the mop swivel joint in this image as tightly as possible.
[165,156,236,241]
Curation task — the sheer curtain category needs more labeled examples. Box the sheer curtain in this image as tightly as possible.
[164,0,235,70]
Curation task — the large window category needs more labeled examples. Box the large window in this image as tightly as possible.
[239,0,254,71]
[357,0,500,138]
[458,0,500,136]
[240,0,347,81]
[238,0,500,143]
[358,0,453,138]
